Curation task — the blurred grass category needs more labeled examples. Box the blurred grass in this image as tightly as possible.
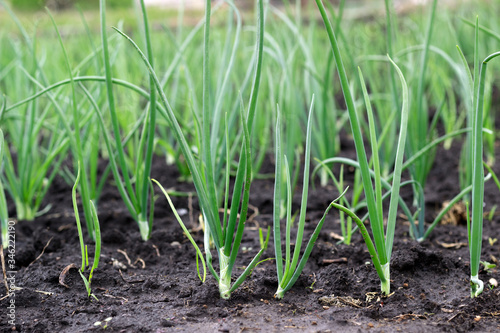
[10,0,133,11]
[0,6,203,35]
[0,1,492,38]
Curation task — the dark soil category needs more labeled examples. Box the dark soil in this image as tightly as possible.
[1,138,500,333]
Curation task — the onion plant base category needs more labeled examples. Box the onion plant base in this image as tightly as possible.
[14,201,37,222]
[381,263,390,295]
[470,275,484,298]
[219,248,231,299]
[138,220,150,242]
[274,286,285,300]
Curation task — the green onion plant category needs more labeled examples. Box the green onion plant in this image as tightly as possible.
[114,0,269,299]
[273,96,337,299]
[96,0,157,240]
[468,50,500,297]
[330,60,408,295]
[404,0,438,208]
[72,164,101,300]
[47,8,98,238]
[1,96,70,221]
[458,19,499,198]
[315,0,411,294]
[0,2,71,222]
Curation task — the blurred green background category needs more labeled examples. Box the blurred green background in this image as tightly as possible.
[10,0,133,11]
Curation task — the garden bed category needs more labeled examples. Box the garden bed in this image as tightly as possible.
[2,138,500,333]
[1,0,500,331]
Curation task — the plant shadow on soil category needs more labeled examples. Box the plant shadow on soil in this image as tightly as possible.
[1,137,500,333]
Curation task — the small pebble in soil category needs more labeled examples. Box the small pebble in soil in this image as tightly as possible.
[112,259,127,271]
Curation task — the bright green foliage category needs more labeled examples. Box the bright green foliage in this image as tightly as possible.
[10,0,44,11]
[10,0,132,11]
[1,102,70,221]
[113,0,268,299]
[0,1,71,222]
[405,0,438,202]
[47,6,98,238]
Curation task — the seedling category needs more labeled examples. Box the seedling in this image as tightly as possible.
[72,164,101,300]
[273,96,337,299]
[94,317,112,329]
[480,261,496,273]
[487,206,497,221]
